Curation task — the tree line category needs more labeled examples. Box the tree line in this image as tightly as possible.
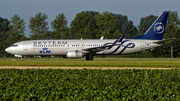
[0,11,180,58]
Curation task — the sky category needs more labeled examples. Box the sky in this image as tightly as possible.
[1,0,180,37]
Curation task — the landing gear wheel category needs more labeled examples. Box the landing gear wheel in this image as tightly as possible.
[20,57,23,61]
[86,55,93,61]
[90,56,94,60]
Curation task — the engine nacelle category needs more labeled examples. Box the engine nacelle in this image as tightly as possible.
[66,50,83,58]
[15,55,22,58]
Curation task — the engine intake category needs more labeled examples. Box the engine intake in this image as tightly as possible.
[66,50,83,58]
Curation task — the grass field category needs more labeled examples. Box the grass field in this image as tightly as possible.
[0,58,180,68]
[1,58,180,100]
[1,69,180,100]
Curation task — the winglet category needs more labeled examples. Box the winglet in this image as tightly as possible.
[118,34,125,42]
[100,36,104,40]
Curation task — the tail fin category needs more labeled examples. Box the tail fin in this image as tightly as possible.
[133,11,169,40]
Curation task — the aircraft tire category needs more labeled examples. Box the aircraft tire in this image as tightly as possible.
[86,56,89,60]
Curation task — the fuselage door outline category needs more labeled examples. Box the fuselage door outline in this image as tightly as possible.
[24,42,28,50]
[140,41,144,49]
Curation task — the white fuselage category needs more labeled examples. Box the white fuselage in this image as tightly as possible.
[5,39,163,56]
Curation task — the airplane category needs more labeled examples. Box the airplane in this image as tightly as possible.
[5,11,174,61]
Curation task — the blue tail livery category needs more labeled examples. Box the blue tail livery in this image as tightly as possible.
[133,11,169,40]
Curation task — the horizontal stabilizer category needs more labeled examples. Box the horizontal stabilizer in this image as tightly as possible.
[153,38,175,44]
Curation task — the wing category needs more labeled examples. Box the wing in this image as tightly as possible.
[81,34,125,53]
[81,43,120,52]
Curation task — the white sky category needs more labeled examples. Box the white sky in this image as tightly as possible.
[1,0,180,37]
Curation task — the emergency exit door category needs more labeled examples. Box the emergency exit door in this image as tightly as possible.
[24,42,28,50]
[140,42,144,49]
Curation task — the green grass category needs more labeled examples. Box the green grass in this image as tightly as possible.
[0,57,180,67]
[1,57,180,61]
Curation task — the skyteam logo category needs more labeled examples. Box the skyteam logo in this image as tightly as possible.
[39,48,51,53]
[104,40,135,54]
[153,22,164,34]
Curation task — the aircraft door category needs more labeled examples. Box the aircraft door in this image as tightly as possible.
[140,42,144,50]
[24,42,28,50]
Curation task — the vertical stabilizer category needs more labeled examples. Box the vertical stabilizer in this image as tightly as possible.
[133,11,169,40]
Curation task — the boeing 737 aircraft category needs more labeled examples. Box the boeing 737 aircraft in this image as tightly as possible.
[5,11,174,61]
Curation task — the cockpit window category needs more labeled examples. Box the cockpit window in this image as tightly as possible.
[12,45,18,47]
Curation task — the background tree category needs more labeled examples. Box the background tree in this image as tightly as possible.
[116,14,137,39]
[71,11,137,39]
[0,17,10,57]
[123,20,137,39]
[71,11,99,39]
[51,13,69,39]
[29,12,49,39]
[95,12,119,39]
[7,14,27,45]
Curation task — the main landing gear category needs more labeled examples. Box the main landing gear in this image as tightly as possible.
[86,54,94,61]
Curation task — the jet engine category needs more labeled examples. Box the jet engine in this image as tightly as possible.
[66,50,83,58]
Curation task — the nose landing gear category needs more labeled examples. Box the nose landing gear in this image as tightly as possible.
[14,55,23,61]
[20,57,23,61]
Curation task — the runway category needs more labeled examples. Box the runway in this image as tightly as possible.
[0,66,176,70]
